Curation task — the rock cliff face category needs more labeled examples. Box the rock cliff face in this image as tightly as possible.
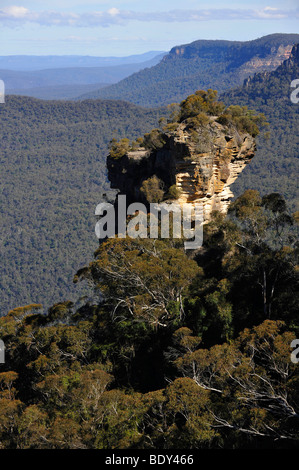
[244,43,299,88]
[107,119,256,221]
[169,39,295,84]
[238,44,293,79]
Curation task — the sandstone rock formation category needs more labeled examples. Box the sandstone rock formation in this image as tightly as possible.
[107,118,256,221]
[238,44,293,80]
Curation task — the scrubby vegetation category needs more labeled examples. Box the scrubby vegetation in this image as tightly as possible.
[140,175,165,203]
[109,89,267,160]
[0,190,298,449]
[166,185,182,200]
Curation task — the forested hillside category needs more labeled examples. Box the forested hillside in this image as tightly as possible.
[1,36,298,314]
[0,51,165,71]
[7,83,110,101]
[0,84,298,450]
[0,97,164,314]
[223,43,299,212]
[4,54,165,101]
[0,192,297,449]
[79,34,299,106]
[1,35,298,317]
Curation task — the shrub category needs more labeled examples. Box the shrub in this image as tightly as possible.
[189,128,213,153]
[109,138,131,159]
[179,89,225,122]
[166,185,182,200]
[140,175,165,203]
[216,105,268,137]
[143,129,166,150]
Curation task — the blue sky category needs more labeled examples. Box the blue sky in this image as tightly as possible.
[1,0,298,56]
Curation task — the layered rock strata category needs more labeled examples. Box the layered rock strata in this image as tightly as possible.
[107,118,256,221]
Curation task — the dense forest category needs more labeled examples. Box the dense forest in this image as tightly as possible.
[0,97,165,314]
[1,39,298,314]
[0,189,298,448]
[1,38,299,315]
[0,31,298,450]
[0,88,298,449]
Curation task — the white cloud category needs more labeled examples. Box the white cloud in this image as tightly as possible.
[62,34,99,42]
[2,6,29,18]
[108,8,120,16]
[0,5,298,27]
[256,7,287,19]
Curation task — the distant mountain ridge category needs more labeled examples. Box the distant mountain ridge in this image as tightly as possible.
[6,83,110,101]
[4,54,165,90]
[0,51,166,71]
[4,53,165,100]
[78,34,299,107]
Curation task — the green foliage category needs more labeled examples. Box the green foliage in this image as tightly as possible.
[140,175,165,203]
[108,137,131,159]
[179,89,225,121]
[185,112,210,128]
[166,89,266,138]
[0,194,297,448]
[76,237,200,329]
[217,105,268,136]
[0,96,165,315]
[165,185,182,200]
[143,128,166,150]
[108,136,146,159]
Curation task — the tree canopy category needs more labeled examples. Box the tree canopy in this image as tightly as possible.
[0,190,298,449]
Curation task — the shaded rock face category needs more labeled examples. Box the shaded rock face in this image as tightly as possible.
[237,44,293,78]
[244,43,299,88]
[107,119,256,221]
[169,40,294,81]
[281,43,299,71]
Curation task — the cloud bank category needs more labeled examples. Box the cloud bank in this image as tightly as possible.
[0,6,298,27]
